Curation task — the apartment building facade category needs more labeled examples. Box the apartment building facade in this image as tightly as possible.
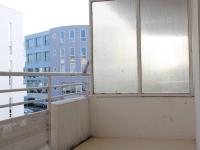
[0,5,25,120]
[24,25,89,102]
[49,25,89,97]
[24,31,50,101]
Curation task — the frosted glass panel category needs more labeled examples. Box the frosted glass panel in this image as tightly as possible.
[92,0,138,93]
[141,0,189,93]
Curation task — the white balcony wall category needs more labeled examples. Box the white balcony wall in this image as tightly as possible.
[89,96,195,139]
[0,111,48,150]
[90,0,195,144]
[51,97,90,150]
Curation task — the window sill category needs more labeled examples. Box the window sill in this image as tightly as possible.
[90,93,194,98]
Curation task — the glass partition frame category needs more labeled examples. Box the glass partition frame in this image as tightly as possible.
[89,0,193,96]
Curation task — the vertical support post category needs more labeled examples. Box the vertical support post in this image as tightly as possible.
[62,83,64,100]
[9,97,12,118]
[192,0,200,149]
[89,1,94,95]
[136,0,142,95]
[47,75,52,147]
[86,81,90,96]
[48,76,52,109]
[187,0,194,96]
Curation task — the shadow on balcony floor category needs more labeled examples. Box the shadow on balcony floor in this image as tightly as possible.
[74,138,196,150]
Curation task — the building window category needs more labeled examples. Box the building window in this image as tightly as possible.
[44,82,48,86]
[36,52,42,62]
[29,54,33,63]
[44,51,50,61]
[80,29,87,41]
[35,68,39,72]
[44,35,50,46]
[27,68,33,72]
[26,54,29,63]
[60,48,65,58]
[60,63,65,72]
[60,31,65,43]
[44,67,50,72]
[70,47,75,59]
[69,30,75,41]
[35,37,42,48]
[27,54,34,63]
[70,63,76,72]
[27,80,33,88]
[26,39,34,49]
[81,47,87,59]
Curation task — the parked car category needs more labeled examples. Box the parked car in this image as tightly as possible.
[34,100,48,108]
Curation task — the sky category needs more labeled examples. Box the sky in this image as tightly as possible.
[0,0,89,35]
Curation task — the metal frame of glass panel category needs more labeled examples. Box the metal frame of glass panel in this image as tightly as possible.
[89,0,193,96]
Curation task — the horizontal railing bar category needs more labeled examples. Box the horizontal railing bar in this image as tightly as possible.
[0,83,88,93]
[51,93,86,100]
[0,92,88,108]
[0,71,89,76]
[90,0,115,3]
[53,82,88,88]
[0,98,49,108]
[0,87,47,93]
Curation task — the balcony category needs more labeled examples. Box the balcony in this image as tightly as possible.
[0,72,89,150]
[1,0,200,149]
[0,73,196,149]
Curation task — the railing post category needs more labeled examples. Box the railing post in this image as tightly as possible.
[47,76,52,110]
[85,82,89,96]
[47,75,52,148]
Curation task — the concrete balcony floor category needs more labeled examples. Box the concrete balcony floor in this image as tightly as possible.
[74,138,196,150]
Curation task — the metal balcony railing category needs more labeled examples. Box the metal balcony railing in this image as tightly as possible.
[0,71,89,109]
[0,71,89,149]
